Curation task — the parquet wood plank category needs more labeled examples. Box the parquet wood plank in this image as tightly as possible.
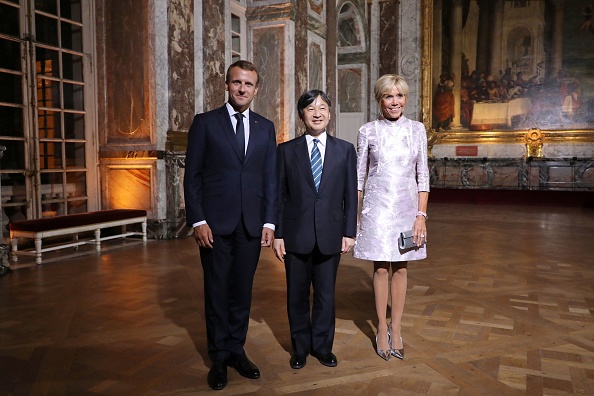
[1,202,594,395]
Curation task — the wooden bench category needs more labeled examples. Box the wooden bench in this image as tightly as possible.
[9,209,148,264]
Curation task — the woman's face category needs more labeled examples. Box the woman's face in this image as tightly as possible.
[380,85,406,120]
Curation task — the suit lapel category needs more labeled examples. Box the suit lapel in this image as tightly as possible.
[217,105,244,162]
[294,136,317,193]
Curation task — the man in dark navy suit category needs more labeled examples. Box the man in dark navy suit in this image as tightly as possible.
[184,60,278,391]
[273,90,357,370]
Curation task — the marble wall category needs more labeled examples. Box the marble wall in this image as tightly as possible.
[202,0,226,111]
[168,0,195,133]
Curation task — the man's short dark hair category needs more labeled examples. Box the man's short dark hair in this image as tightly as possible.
[226,60,260,86]
[297,89,332,118]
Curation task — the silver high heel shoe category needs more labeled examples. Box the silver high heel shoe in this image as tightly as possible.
[388,324,404,360]
[375,329,391,361]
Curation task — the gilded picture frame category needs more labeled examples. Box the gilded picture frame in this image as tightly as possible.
[421,0,594,146]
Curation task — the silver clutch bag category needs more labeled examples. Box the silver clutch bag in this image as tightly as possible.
[399,229,425,250]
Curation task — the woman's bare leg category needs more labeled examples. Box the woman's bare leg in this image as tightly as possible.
[389,261,408,348]
[373,261,391,351]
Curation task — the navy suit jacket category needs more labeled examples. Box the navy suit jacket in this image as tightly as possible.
[184,105,278,237]
[275,134,357,256]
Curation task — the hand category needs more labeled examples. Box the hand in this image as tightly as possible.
[273,239,286,263]
[261,227,274,247]
[413,216,427,246]
[193,224,214,248]
[341,237,355,254]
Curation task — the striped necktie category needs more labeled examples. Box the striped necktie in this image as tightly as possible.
[310,138,322,191]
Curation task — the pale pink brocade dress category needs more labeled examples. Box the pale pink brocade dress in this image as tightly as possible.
[353,116,430,262]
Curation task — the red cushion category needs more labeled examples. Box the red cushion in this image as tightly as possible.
[9,209,147,233]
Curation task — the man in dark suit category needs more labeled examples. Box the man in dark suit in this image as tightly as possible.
[273,89,357,370]
[184,60,278,391]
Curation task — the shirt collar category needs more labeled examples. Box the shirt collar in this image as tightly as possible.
[306,131,327,146]
[226,103,249,120]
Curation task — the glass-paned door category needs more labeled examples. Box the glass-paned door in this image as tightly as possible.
[0,0,94,233]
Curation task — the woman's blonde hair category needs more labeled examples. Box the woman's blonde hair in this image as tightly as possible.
[374,74,409,115]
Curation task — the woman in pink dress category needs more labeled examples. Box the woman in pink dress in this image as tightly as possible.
[353,74,430,360]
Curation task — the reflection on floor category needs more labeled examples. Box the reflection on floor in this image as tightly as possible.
[1,202,593,395]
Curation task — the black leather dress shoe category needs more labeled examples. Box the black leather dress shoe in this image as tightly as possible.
[289,354,307,369]
[227,353,260,379]
[311,351,337,367]
[207,361,227,390]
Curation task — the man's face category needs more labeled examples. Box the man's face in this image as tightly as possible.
[226,66,259,112]
[301,96,330,136]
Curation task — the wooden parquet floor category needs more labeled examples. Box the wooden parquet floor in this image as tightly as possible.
[1,202,594,395]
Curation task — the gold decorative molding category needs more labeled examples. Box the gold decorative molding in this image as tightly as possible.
[428,129,594,145]
[421,0,433,131]
[524,128,544,158]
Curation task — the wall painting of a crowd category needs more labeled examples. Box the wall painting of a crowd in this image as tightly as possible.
[425,0,594,136]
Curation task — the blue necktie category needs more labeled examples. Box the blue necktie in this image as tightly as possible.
[310,138,322,191]
[234,113,245,160]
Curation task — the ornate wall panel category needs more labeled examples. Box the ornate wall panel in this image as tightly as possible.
[338,66,363,113]
[102,1,154,145]
[251,21,295,142]
[308,34,325,91]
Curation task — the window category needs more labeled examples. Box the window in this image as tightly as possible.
[0,0,95,226]
[230,1,246,63]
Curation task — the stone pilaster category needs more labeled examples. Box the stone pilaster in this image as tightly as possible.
[203,0,226,111]
[168,0,195,132]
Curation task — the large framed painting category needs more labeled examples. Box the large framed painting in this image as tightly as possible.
[421,0,594,144]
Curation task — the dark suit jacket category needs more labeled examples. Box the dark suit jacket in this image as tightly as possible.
[184,105,278,237]
[275,134,357,256]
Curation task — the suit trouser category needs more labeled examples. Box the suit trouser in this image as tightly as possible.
[284,245,340,356]
[200,220,262,362]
